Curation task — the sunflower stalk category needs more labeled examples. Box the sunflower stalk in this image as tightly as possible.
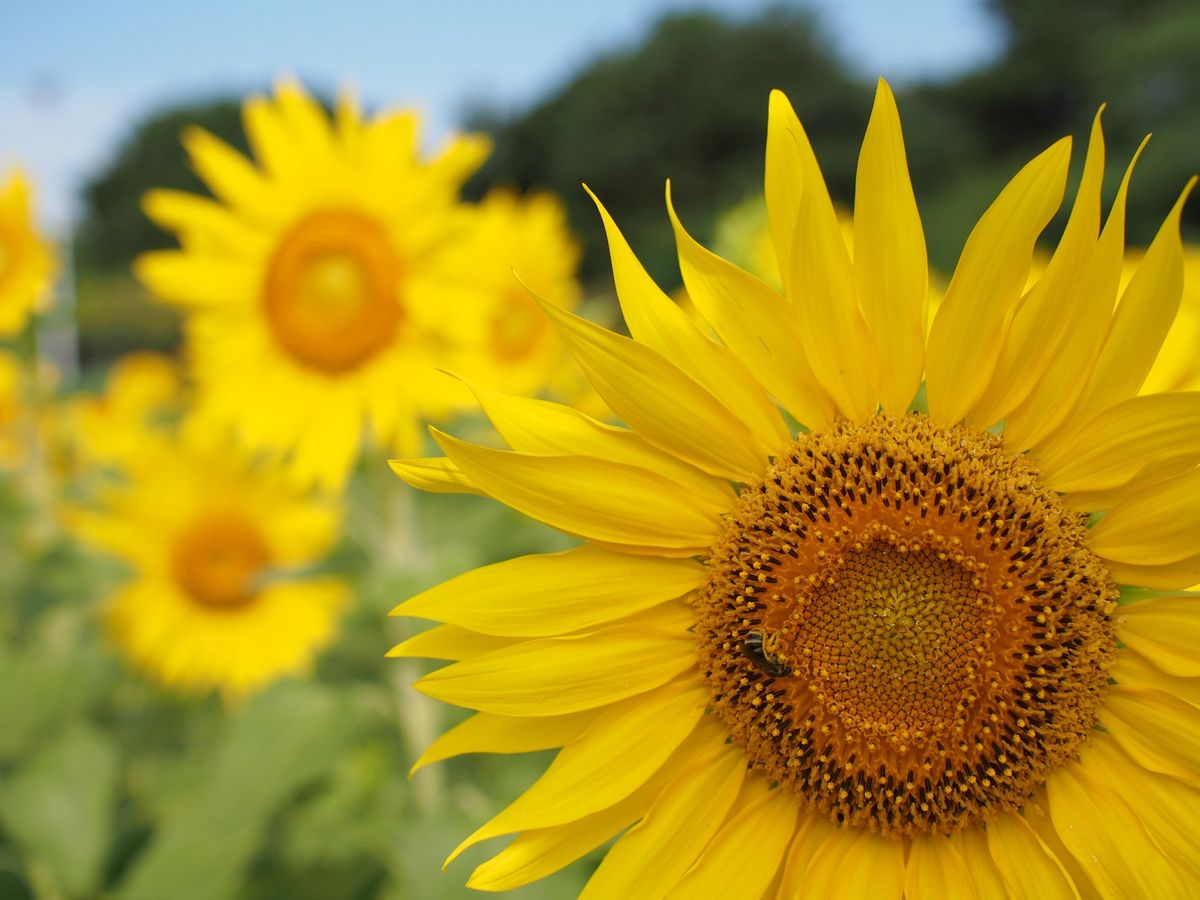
[368,460,444,816]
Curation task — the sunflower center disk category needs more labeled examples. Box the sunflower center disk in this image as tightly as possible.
[697,415,1118,838]
[263,208,401,373]
[171,512,272,609]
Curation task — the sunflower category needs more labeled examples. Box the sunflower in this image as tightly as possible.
[0,169,54,336]
[72,432,348,698]
[390,79,1200,896]
[135,79,492,490]
[440,187,583,400]
[62,351,183,472]
[0,350,22,465]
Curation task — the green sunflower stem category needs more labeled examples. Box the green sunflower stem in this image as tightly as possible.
[369,460,444,817]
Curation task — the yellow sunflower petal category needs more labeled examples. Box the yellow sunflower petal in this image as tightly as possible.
[394,544,702,637]
[1118,596,1200,677]
[589,186,790,453]
[142,189,268,252]
[433,430,722,554]
[1101,687,1200,787]
[904,834,973,900]
[242,94,305,182]
[133,250,258,306]
[968,110,1105,432]
[361,111,418,174]
[1083,736,1200,881]
[764,90,805,299]
[273,78,337,165]
[464,383,735,507]
[530,293,766,481]
[785,112,880,421]
[776,815,840,899]
[387,456,484,496]
[1006,136,1148,452]
[386,625,513,661]
[427,131,492,190]
[1102,547,1200,592]
[664,185,834,429]
[1068,178,1196,422]
[467,721,722,892]
[1111,651,1200,709]
[664,777,798,900]
[410,710,598,773]
[1037,392,1200,494]
[466,767,665,892]
[180,126,281,222]
[925,137,1071,424]
[414,624,695,716]
[1046,756,1192,898]
[854,77,927,415]
[445,681,708,865]
[985,811,1081,900]
[1088,467,1200,564]
[958,828,1012,900]
[581,737,746,899]
[797,825,905,900]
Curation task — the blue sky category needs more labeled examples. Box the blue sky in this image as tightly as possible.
[0,0,1000,228]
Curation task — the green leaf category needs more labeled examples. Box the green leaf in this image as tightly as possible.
[116,680,359,900]
[0,724,119,898]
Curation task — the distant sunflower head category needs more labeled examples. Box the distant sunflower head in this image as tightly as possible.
[441,187,583,399]
[72,433,348,699]
[0,169,54,336]
[135,78,492,490]
[390,78,1200,896]
[63,351,183,473]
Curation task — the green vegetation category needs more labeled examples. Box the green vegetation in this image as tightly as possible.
[0,477,589,900]
[74,1,1200,319]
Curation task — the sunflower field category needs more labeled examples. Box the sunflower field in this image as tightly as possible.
[3,3,1200,899]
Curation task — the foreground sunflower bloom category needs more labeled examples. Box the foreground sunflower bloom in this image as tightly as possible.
[391,80,1199,897]
[0,169,55,336]
[72,432,348,699]
[135,79,491,490]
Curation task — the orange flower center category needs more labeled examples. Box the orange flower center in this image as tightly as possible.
[171,512,272,609]
[697,415,1117,837]
[263,209,401,373]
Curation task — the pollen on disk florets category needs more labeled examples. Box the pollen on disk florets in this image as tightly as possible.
[696,414,1118,838]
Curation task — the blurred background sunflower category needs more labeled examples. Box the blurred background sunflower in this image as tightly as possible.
[0,1,1197,898]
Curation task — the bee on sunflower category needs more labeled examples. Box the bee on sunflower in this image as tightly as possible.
[390,79,1200,896]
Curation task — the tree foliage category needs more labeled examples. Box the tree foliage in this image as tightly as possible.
[74,3,1200,284]
[464,8,870,284]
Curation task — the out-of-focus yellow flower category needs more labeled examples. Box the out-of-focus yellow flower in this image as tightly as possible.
[0,350,22,465]
[63,352,183,470]
[71,433,348,699]
[442,188,582,399]
[712,194,782,289]
[0,169,55,336]
[135,78,493,490]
